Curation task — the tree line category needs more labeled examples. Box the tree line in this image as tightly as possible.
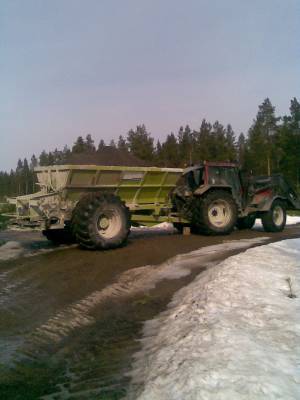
[1,97,299,199]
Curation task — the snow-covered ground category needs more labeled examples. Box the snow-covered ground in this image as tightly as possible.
[127,238,300,400]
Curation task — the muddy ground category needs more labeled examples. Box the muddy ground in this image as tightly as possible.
[0,225,300,399]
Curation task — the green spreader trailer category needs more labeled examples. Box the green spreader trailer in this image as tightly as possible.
[9,165,185,249]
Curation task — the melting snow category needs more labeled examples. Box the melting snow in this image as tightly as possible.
[127,238,300,400]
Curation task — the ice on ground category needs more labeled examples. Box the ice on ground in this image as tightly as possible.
[127,238,300,400]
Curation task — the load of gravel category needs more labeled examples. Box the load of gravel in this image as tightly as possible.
[65,147,151,167]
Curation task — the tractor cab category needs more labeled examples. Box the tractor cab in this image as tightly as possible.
[183,162,243,207]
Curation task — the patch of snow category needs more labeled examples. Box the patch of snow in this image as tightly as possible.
[286,215,300,225]
[127,238,300,400]
[0,241,24,261]
[0,240,72,262]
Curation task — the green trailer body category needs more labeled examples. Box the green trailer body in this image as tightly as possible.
[9,165,184,228]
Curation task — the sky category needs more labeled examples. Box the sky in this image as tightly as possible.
[0,0,299,171]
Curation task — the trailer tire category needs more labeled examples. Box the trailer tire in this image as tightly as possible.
[42,228,75,244]
[236,215,256,230]
[71,192,131,249]
[192,190,238,235]
[261,200,286,232]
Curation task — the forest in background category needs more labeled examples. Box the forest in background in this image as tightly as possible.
[1,97,299,199]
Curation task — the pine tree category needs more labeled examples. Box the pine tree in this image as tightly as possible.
[23,158,30,194]
[39,151,49,166]
[30,155,38,169]
[85,134,96,152]
[117,135,128,151]
[237,133,246,166]
[62,145,71,163]
[72,136,86,153]
[245,98,279,175]
[127,124,154,161]
[276,97,300,187]
[160,133,179,166]
[225,124,237,161]
[97,139,106,151]
[177,125,194,165]
[193,119,212,161]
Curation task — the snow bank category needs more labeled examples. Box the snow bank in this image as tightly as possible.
[127,239,300,400]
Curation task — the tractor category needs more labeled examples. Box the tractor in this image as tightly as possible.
[172,161,300,235]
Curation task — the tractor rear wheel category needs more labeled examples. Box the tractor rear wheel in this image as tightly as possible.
[192,190,238,235]
[71,192,131,249]
[261,200,286,232]
[236,215,256,230]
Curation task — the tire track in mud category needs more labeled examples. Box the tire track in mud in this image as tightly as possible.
[27,238,267,349]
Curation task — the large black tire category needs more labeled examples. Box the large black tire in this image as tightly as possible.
[192,190,238,235]
[236,215,256,230]
[173,223,184,234]
[71,192,131,250]
[261,200,286,232]
[42,228,74,244]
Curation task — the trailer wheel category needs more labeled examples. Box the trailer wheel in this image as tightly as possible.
[261,200,286,232]
[236,215,256,230]
[42,228,74,244]
[192,190,238,235]
[71,193,131,249]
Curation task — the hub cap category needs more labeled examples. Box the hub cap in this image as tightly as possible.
[208,200,232,228]
[97,209,122,239]
[273,205,284,226]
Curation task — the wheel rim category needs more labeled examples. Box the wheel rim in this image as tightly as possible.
[208,200,232,228]
[97,208,122,239]
[273,205,284,226]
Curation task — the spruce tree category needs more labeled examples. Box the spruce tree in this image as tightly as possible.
[127,125,154,161]
[245,98,279,175]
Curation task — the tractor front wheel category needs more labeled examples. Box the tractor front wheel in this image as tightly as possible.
[192,190,238,235]
[261,200,286,232]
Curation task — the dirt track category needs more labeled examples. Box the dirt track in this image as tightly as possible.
[1,225,300,399]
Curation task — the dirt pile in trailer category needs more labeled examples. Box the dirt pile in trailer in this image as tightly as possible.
[65,146,150,167]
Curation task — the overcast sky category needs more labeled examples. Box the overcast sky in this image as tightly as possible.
[0,0,299,171]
